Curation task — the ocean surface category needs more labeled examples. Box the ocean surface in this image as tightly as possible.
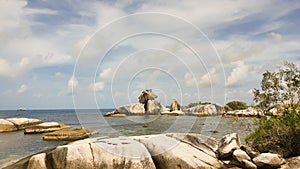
[0,109,258,165]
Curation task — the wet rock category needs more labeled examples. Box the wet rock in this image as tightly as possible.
[233,149,251,163]
[217,133,241,159]
[0,119,18,132]
[253,153,286,168]
[132,133,224,168]
[242,160,257,169]
[24,122,70,134]
[6,118,42,130]
[43,128,96,141]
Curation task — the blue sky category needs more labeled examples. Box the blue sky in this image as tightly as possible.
[0,0,300,109]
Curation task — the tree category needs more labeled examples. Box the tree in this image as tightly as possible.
[253,62,300,113]
[246,61,300,157]
[226,101,247,110]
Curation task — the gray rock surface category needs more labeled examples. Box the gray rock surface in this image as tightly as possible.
[0,119,18,132]
[253,153,286,168]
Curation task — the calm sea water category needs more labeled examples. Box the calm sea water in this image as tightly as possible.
[0,109,258,165]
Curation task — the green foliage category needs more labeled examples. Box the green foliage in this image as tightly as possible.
[186,101,210,108]
[246,108,300,157]
[226,101,247,110]
[247,62,300,157]
[253,62,300,112]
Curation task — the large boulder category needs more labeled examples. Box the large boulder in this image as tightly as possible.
[115,104,145,115]
[0,119,18,132]
[6,118,42,130]
[184,104,224,116]
[217,133,241,159]
[253,153,286,168]
[132,133,224,168]
[28,137,156,169]
[43,128,96,141]
[146,100,162,114]
[24,122,71,134]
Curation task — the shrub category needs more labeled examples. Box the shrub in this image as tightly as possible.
[246,108,300,157]
[186,101,210,108]
[226,101,247,110]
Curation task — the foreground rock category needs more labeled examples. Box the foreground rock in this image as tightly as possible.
[3,132,293,169]
[217,133,241,159]
[184,104,224,116]
[253,153,286,168]
[0,119,18,132]
[43,128,97,141]
[6,118,43,130]
[4,133,225,169]
[24,122,71,134]
[280,156,300,169]
[132,133,224,168]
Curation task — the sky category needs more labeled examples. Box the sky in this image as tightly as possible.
[0,0,300,109]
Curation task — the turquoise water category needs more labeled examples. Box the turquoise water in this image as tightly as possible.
[0,109,258,165]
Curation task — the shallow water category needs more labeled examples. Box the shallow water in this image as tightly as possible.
[0,109,258,165]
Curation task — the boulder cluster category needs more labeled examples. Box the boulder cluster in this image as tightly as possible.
[217,133,286,168]
[3,132,298,169]
[0,117,95,141]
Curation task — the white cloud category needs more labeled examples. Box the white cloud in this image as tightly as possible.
[226,61,250,87]
[99,68,113,80]
[18,84,28,93]
[68,75,78,90]
[268,32,283,42]
[90,82,105,92]
[0,57,31,79]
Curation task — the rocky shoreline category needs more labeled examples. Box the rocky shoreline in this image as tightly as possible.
[2,132,299,169]
[0,118,96,141]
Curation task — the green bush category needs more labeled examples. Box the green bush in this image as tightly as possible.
[246,108,300,157]
[226,101,247,110]
[186,101,210,108]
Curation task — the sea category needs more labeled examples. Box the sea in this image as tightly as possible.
[0,109,258,165]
